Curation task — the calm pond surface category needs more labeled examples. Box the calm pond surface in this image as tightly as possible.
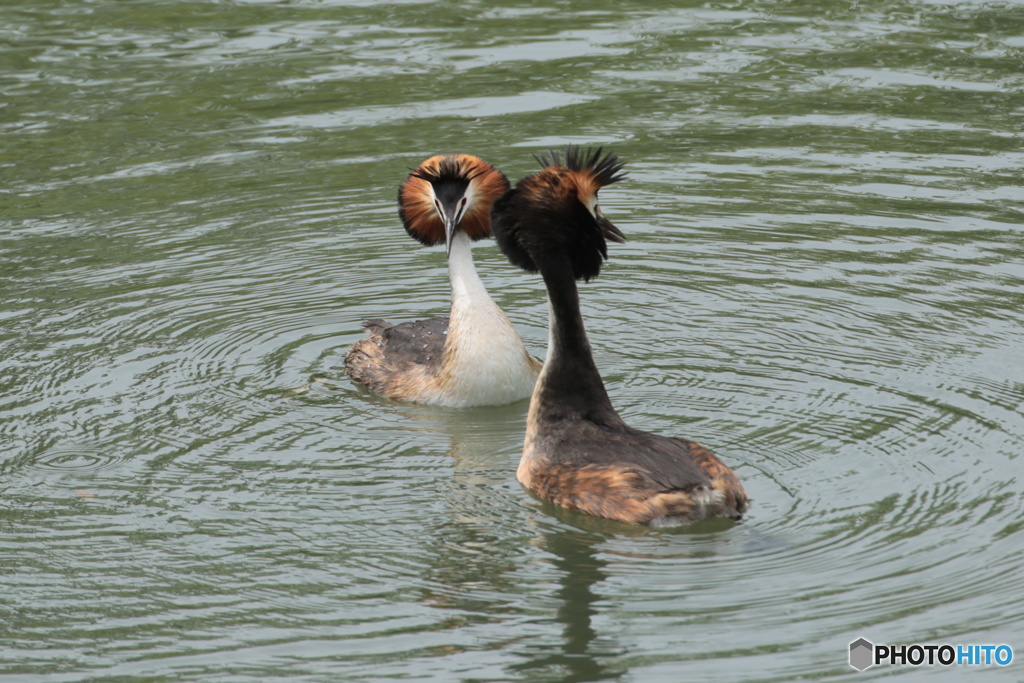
[2,0,1023,681]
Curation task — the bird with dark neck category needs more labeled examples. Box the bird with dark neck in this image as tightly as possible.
[491,147,749,526]
[345,154,541,407]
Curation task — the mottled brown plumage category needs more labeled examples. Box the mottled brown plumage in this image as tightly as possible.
[344,317,449,398]
[521,426,748,526]
[492,146,749,526]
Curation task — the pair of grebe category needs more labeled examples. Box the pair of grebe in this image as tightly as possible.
[346,148,748,526]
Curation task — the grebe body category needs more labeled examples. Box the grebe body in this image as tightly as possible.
[345,154,541,407]
[491,147,748,525]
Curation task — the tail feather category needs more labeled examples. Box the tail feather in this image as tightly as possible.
[361,319,392,335]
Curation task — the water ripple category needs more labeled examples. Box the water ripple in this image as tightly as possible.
[3,0,1023,680]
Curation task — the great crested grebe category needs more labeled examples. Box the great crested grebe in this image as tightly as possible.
[491,147,749,526]
[345,154,542,407]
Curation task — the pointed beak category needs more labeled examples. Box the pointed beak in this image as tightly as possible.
[600,217,626,244]
[439,197,464,258]
[443,213,458,258]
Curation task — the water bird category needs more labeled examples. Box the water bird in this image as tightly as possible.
[491,147,749,526]
[345,154,542,407]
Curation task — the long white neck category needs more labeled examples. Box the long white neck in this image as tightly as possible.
[447,231,492,306]
[435,231,539,407]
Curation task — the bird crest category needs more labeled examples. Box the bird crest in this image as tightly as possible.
[398,154,509,246]
[533,146,627,199]
[492,146,627,282]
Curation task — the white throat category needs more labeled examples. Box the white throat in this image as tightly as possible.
[436,231,538,407]
[447,231,491,304]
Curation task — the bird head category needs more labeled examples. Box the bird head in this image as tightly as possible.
[397,154,510,257]
[492,146,626,282]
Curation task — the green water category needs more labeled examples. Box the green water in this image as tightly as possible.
[2,1,1023,681]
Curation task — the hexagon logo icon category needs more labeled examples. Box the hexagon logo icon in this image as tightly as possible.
[849,638,874,671]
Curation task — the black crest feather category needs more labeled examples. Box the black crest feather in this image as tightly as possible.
[410,156,487,184]
[493,146,627,283]
[533,145,627,187]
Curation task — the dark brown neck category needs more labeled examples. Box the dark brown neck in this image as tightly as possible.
[534,255,623,427]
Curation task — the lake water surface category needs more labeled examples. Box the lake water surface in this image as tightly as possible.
[2,0,1023,681]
